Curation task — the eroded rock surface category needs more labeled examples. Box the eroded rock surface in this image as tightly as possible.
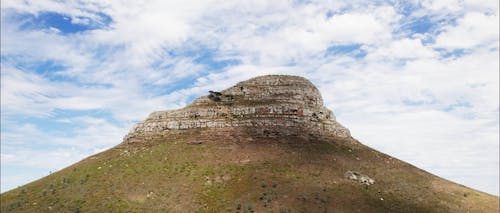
[124,75,350,143]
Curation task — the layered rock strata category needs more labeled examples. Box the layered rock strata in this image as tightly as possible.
[124,75,350,143]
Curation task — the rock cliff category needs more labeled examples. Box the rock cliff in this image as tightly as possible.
[124,75,350,143]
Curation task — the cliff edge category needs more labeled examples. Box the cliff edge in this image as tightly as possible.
[125,75,350,143]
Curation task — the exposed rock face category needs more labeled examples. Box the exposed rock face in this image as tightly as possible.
[124,75,350,143]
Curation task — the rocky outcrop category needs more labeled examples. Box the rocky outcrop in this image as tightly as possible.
[124,75,350,143]
[345,171,375,185]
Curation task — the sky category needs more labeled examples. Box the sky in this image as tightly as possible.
[0,0,498,195]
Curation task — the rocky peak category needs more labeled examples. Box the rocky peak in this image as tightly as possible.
[190,75,324,107]
[124,75,350,143]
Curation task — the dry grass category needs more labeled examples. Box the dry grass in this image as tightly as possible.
[1,128,498,212]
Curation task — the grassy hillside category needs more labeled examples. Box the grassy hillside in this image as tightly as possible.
[1,128,498,212]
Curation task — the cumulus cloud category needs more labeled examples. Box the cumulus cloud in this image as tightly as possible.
[434,12,499,49]
[366,38,439,60]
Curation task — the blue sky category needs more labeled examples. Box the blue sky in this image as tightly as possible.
[1,0,499,195]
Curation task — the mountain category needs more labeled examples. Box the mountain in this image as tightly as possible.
[1,75,498,212]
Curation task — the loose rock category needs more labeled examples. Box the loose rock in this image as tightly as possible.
[345,171,375,185]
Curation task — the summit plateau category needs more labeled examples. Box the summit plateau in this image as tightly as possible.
[125,75,350,144]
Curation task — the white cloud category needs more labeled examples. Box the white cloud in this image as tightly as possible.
[422,0,463,12]
[0,63,189,122]
[325,8,396,44]
[366,38,438,60]
[202,4,398,65]
[434,12,499,49]
[1,148,89,170]
[464,0,499,13]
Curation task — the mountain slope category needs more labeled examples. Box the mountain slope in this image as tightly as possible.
[1,75,498,212]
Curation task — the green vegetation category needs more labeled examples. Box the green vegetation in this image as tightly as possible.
[1,128,498,212]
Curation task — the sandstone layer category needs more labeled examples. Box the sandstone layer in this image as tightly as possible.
[124,75,350,143]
